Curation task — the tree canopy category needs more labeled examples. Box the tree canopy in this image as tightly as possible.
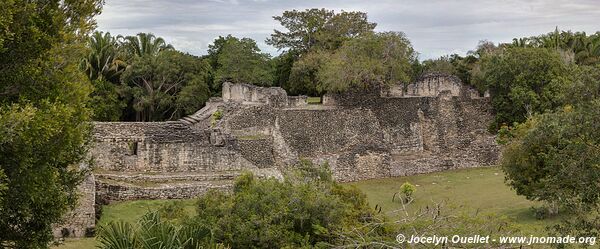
[318,32,417,92]
[478,47,571,129]
[266,8,376,53]
[121,50,212,122]
[0,0,101,247]
[213,36,273,87]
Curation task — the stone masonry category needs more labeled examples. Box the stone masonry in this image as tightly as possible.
[55,74,500,238]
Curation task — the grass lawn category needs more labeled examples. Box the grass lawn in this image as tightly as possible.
[345,166,563,235]
[97,199,197,226]
[56,166,563,248]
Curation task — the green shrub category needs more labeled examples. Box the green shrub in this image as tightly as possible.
[158,201,186,220]
[530,206,549,220]
[192,162,379,248]
[211,109,223,127]
[399,182,416,203]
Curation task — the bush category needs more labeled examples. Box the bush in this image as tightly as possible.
[158,201,186,220]
[211,109,223,127]
[530,206,549,220]
[191,163,378,248]
[399,182,416,203]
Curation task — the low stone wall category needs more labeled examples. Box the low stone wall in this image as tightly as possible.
[287,96,308,107]
[96,181,231,201]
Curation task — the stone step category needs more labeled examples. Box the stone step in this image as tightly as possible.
[178,101,222,125]
[95,171,240,184]
[96,179,232,201]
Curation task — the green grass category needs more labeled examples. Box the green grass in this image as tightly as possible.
[52,238,96,248]
[98,199,197,226]
[307,96,322,104]
[345,166,563,235]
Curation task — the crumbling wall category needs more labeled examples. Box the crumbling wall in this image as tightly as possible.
[404,73,462,97]
[92,122,254,172]
[90,78,498,184]
[222,82,289,107]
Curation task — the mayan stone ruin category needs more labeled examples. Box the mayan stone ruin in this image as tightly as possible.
[53,73,500,238]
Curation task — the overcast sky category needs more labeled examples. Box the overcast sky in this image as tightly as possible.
[96,0,600,60]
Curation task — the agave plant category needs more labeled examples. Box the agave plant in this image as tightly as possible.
[96,211,219,249]
[96,221,137,249]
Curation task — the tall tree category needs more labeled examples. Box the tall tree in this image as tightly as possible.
[478,47,571,130]
[287,50,330,96]
[120,33,174,58]
[121,50,211,121]
[0,0,102,247]
[317,32,417,92]
[213,36,273,87]
[82,31,129,121]
[267,8,376,53]
[81,31,127,84]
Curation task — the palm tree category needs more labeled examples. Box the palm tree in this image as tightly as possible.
[81,31,127,83]
[120,33,174,58]
[511,37,530,47]
[575,34,600,65]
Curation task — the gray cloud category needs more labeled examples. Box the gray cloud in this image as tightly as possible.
[96,0,600,59]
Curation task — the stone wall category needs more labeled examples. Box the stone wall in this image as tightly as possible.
[218,80,499,181]
[90,77,498,183]
[92,122,255,173]
[53,172,95,238]
[96,181,231,201]
[405,73,463,97]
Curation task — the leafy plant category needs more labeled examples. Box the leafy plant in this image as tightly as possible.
[211,109,223,127]
[394,182,417,204]
[158,201,186,220]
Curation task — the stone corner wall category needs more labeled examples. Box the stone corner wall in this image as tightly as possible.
[53,172,95,239]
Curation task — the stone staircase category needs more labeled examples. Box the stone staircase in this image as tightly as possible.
[178,98,224,126]
[95,171,238,201]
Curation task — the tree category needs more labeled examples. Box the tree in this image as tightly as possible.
[267,8,376,53]
[121,50,211,121]
[509,29,600,66]
[317,32,417,92]
[287,50,330,96]
[214,36,273,87]
[419,56,457,75]
[81,31,129,121]
[271,50,299,88]
[267,9,378,96]
[501,101,600,215]
[0,0,102,247]
[478,47,571,130]
[120,33,174,59]
[81,31,127,84]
